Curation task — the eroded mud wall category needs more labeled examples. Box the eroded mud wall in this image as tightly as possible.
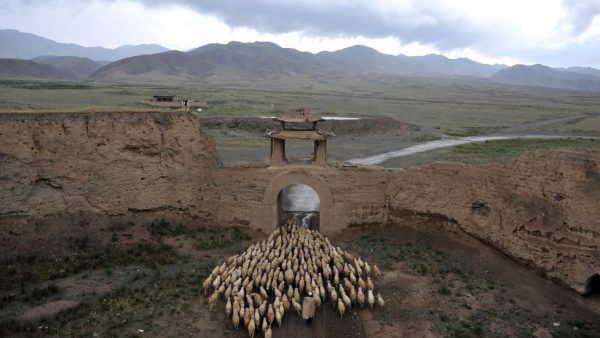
[386,152,600,294]
[0,112,598,293]
[210,166,388,233]
[0,112,220,252]
[212,152,600,294]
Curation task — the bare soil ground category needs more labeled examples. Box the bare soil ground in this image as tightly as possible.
[336,218,600,337]
[1,217,599,337]
[3,79,600,167]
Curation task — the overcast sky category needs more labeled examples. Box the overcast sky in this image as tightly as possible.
[1,0,599,67]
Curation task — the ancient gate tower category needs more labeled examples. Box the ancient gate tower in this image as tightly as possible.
[266,109,335,166]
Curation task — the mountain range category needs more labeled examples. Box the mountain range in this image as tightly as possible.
[32,56,107,80]
[317,45,505,77]
[491,64,600,92]
[87,41,507,84]
[0,29,168,61]
[2,29,600,92]
[0,59,76,81]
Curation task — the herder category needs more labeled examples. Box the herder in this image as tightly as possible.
[302,291,316,324]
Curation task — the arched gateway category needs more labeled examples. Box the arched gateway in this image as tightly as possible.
[262,170,333,233]
[277,184,320,229]
[260,109,335,233]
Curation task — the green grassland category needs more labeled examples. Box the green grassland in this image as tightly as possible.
[2,77,600,135]
[1,77,600,166]
[549,115,600,137]
[382,138,600,168]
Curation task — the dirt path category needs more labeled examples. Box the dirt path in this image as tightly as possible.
[153,296,366,338]
[272,305,365,338]
[497,111,600,135]
[346,134,600,165]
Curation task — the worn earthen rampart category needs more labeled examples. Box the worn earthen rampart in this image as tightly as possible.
[0,112,598,294]
[0,112,221,252]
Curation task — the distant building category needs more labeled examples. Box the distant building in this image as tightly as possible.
[152,95,175,102]
[143,95,208,108]
[180,97,207,108]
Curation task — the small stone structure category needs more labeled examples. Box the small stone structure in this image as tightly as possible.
[266,109,335,167]
[143,95,208,108]
[152,95,175,102]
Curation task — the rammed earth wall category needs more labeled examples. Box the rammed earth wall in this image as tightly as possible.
[0,112,598,293]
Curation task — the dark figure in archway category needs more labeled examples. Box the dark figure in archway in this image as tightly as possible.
[583,274,600,296]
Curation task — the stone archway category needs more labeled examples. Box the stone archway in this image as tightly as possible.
[263,170,333,233]
[583,274,600,296]
[277,184,320,229]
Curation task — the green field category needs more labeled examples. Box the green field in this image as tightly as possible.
[382,138,600,168]
[1,77,600,165]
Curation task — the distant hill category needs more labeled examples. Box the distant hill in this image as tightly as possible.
[0,59,77,80]
[0,29,169,61]
[319,45,505,77]
[31,56,104,80]
[7,31,600,91]
[563,66,600,78]
[89,41,505,84]
[188,41,347,76]
[88,51,215,83]
[88,42,351,83]
[408,54,506,77]
[317,45,398,73]
[490,64,600,91]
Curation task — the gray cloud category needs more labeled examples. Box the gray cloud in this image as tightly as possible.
[136,0,600,58]
[137,0,485,50]
[562,0,600,34]
[4,0,600,67]
[120,0,600,67]
[13,0,600,52]
[518,40,600,68]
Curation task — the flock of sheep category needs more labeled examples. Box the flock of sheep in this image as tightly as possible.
[202,222,385,337]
